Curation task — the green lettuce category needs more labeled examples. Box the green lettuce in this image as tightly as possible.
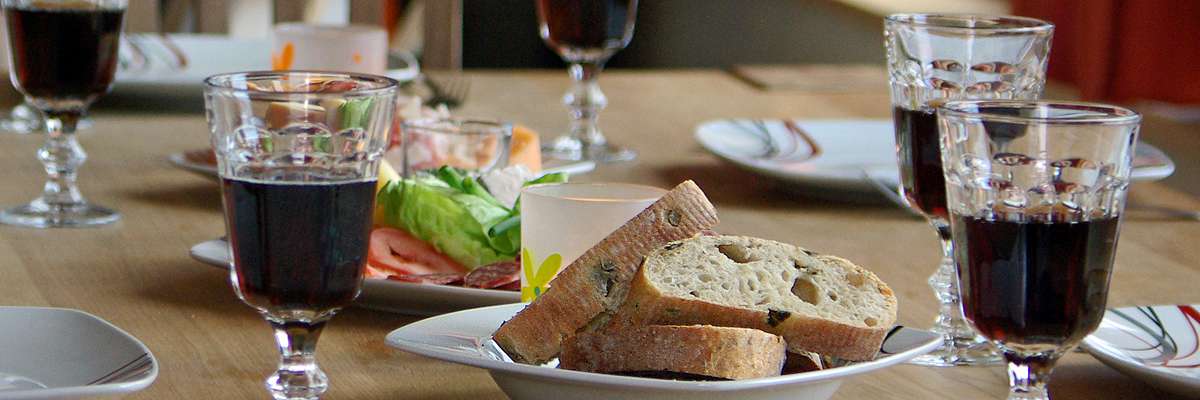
[376,166,567,269]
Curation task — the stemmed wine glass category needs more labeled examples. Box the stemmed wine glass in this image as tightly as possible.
[941,100,1139,399]
[0,0,125,227]
[884,14,1054,366]
[535,0,638,162]
[204,71,397,400]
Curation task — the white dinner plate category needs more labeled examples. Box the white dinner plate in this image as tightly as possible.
[385,303,940,400]
[0,307,158,399]
[188,239,521,316]
[111,34,419,99]
[695,119,1176,198]
[169,150,597,181]
[1080,304,1200,399]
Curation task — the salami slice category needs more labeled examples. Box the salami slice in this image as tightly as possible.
[464,260,520,289]
[387,272,465,285]
[495,280,520,291]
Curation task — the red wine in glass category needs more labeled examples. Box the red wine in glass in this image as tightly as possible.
[892,106,948,220]
[536,0,636,58]
[222,177,376,313]
[955,213,1120,346]
[5,5,123,103]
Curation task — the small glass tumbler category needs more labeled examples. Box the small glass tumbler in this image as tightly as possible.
[205,71,397,400]
[400,117,512,178]
[940,100,1140,400]
[884,13,1054,366]
[519,182,664,301]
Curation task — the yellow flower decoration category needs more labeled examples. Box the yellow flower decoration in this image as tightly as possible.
[521,248,562,302]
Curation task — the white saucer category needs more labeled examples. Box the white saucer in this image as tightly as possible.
[0,307,158,399]
[1081,304,1200,399]
[386,303,940,400]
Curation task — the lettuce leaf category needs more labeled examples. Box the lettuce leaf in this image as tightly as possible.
[376,167,567,269]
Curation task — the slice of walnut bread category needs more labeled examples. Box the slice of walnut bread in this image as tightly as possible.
[493,180,720,364]
[608,235,897,360]
[560,325,786,380]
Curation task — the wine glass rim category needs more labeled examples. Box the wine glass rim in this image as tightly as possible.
[885,13,1053,34]
[939,100,1141,125]
[203,70,398,96]
[401,117,513,137]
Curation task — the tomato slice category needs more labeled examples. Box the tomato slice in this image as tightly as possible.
[368,227,468,276]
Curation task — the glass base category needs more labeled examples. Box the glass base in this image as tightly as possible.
[544,135,636,163]
[908,336,1002,366]
[0,199,120,228]
[266,368,327,400]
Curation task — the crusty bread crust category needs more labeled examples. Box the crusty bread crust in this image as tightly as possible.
[493,180,719,364]
[560,325,786,380]
[607,236,898,361]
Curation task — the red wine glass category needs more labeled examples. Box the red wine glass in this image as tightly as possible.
[204,71,397,400]
[941,100,1140,399]
[1,0,125,227]
[884,13,1053,366]
[535,0,638,162]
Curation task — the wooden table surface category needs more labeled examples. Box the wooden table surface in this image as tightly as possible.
[0,70,1196,399]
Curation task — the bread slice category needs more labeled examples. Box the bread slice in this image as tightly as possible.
[493,180,720,364]
[607,235,897,360]
[560,325,786,380]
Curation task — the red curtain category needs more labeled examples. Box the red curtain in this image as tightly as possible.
[1012,0,1200,104]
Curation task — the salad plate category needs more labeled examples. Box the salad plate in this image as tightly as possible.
[694,119,1176,198]
[1080,304,1200,399]
[0,307,158,399]
[386,303,940,400]
[189,239,521,316]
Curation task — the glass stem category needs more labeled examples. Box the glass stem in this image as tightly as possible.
[38,112,88,209]
[1005,351,1056,400]
[929,222,978,345]
[564,62,607,147]
[266,319,329,400]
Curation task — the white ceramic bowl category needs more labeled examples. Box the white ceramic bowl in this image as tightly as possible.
[386,303,939,400]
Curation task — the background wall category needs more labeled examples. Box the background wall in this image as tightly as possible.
[462,0,885,69]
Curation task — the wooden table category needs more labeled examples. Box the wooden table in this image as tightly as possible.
[0,70,1196,399]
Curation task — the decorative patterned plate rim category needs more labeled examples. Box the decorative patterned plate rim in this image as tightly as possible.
[1081,304,1200,396]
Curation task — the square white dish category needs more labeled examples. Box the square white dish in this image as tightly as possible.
[386,303,940,400]
[0,307,158,399]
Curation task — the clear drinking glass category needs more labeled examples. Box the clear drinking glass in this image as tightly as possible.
[940,100,1139,399]
[535,0,638,162]
[0,0,125,227]
[400,117,512,177]
[884,13,1053,366]
[204,71,397,400]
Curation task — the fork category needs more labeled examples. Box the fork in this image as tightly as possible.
[424,75,470,109]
